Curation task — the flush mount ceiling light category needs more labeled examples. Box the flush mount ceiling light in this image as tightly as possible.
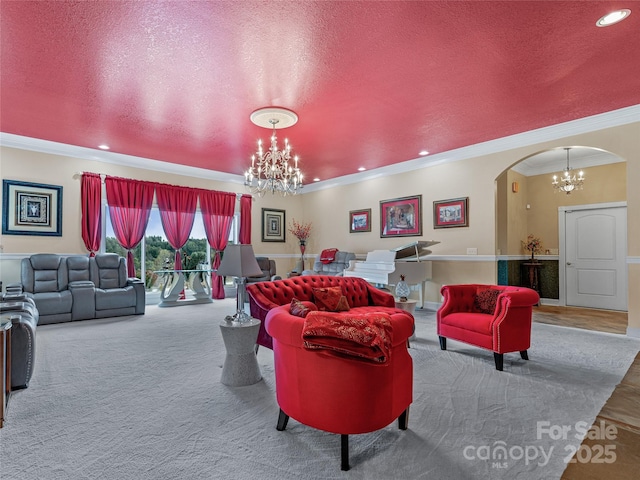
[98,144,110,150]
[552,147,585,194]
[244,107,303,196]
[596,9,631,27]
[419,150,429,156]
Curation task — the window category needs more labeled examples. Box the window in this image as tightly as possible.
[104,204,239,292]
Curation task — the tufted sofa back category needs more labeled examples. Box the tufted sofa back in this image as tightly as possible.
[247,274,396,323]
[21,253,68,293]
[438,283,537,316]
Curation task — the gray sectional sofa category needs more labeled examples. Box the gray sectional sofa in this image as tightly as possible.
[10,253,145,325]
[0,294,38,389]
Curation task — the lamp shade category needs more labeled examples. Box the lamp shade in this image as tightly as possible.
[217,244,263,278]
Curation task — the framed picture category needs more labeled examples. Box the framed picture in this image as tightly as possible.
[2,180,63,236]
[349,208,371,233]
[261,208,286,242]
[380,195,422,238]
[433,197,469,228]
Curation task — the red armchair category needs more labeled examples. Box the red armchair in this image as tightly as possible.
[265,303,414,470]
[437,284,540,371]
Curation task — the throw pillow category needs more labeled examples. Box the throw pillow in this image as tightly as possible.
[474,288,501,314]
[290,298,318,318]
[312,286,351,312]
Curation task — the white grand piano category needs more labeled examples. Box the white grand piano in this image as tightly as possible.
[343,240,440,307]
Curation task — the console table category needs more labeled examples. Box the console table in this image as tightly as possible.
[154,269,215,307]
[521,262,543,301]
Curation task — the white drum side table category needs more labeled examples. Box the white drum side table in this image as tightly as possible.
[219,318,262,386]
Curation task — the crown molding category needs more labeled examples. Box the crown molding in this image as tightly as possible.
[0,133,245,185]
[303,104,640,192]
[1,104,638,192]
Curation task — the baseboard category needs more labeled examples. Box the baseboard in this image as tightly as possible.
[422,300,441,312]
[539,298,559,306]
[626,327,640,339]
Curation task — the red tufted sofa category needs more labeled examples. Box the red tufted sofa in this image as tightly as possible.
[248,275,414,470]
[437,284,540,371]
[246,275,411,350]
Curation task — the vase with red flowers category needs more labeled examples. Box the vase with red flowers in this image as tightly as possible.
[522,234,543,263]
[289,219,312,271]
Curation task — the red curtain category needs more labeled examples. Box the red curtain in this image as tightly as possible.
[105,176,155,277]
[200,190,236,299]
[81,173,102,256]
[156,184,198,271]
[239,194,252,244]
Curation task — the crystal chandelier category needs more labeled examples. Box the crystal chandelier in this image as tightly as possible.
[552,147,585,194]
[244,107,303,196]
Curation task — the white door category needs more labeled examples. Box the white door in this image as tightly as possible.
[564,206,627,310]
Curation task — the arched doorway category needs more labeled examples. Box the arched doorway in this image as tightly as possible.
[496,146,628,333]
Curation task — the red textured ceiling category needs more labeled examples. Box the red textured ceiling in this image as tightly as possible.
[1,1,639,182]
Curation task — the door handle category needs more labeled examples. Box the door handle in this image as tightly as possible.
[566,262,572,266]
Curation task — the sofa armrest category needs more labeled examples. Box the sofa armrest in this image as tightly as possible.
[69,281,96,320]
[497,288,540,309]
[6,282,24,295]
[127,278,146,314]
[265,304,304,347]
[2,292,27,302]
[366,284,396,308]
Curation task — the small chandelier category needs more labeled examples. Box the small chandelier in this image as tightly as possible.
[552,148,585,194]
[244,107,303,196]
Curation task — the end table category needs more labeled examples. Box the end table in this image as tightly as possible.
[395,299,418,342]
[219,318,262,386]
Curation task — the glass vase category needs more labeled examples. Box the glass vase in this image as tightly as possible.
[395,276,411,301]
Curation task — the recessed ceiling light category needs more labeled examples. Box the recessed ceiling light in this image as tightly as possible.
[358,167,366,171]
[98,144,110,150]
[419,150,429,156]
[596,9,631,27]
[313,177,320,182]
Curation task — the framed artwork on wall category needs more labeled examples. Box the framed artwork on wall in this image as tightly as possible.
[2,179,63,236]
[433,197,469,228]
[380,195,422,238]
[261,208,286,242]
[349,208,371,233]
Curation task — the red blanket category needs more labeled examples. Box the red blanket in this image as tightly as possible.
[302,311,393,363]
[320,248,339,264]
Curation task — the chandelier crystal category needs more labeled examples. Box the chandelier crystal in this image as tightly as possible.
[244,108,303,196]
[552,148,584,194]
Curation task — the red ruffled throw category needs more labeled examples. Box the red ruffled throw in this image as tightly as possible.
[302,312,393,363]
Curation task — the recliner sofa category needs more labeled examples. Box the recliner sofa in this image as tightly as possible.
[0,294,38,389]
[302,250,356,276]
[10,253,145,325]
[246,257,279,283]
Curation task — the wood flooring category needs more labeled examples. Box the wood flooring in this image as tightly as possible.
[533,305,628,334]
[535,306,639,479]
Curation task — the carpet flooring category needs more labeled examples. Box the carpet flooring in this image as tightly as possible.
[1,300,638,480]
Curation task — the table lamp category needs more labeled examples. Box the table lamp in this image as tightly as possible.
[217,244,262,323]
